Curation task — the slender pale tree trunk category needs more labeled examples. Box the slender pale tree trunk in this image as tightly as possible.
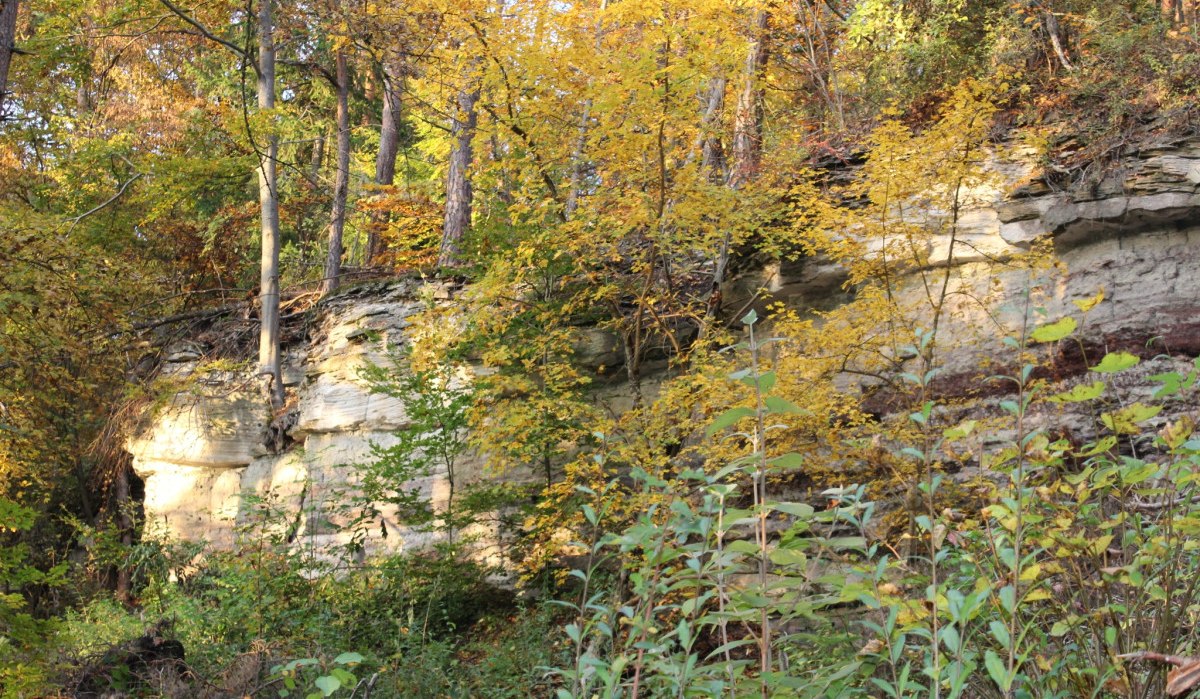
[699,76,727,180]
[1042,10,1074,71]
[731,18,775,678]
[438,84,479,269]
[257,0,283,407]
[565,0,609,219]
[565,98,592,219]
[322,48,350,295]
[714,7,769,289]
[0,0,19,120]
[309,132,325,187]
[730,8,769,188]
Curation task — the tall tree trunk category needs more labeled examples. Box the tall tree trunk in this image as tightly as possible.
[565,98,592,219]
[309,132,325,187]
[257,0,283,408]
[375,62,402,186]
[438,85,479,269]
[729,8,769,189]
[798,0,845,130]
[0,0,19,120]
[565,0,609,219]
[714,7,769,289]
[369,60,403,265]
[322,48,350,295]
[113,461,133,602]
[699,75,727,181]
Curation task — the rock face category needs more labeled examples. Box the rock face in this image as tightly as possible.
[129,135,1200,557]
[129,285,489,558]
[730,137,1200,380]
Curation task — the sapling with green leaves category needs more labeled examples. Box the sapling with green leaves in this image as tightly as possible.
[548,311,871,697]
[358,352,476,547]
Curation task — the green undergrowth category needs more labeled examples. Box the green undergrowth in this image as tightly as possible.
[7,304,1200,698]
[20,540,566,698]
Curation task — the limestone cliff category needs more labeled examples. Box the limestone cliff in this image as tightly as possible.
[129,287,427,555]
[128,135,1200,555]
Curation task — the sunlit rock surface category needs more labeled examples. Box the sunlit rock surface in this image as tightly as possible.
[129,136,1200,559]
[128,285,462,558]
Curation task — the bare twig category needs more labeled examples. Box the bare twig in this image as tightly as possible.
[68,173,143,225]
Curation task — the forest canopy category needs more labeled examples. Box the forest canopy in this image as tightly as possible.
[1,0,1200,696]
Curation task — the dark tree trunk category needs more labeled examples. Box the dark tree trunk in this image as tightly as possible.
[0,0,19,120]
[113,462,133,602]
[438,86,479,269]
[375,64,402,186]
[322,48,350,295]
[369,61,403,265]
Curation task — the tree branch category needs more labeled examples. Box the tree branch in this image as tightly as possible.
[158,0,251,66]
[68,173,143,225]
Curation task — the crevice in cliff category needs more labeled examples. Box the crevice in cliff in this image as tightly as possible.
[285,479,308,545]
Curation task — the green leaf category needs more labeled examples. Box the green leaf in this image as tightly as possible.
[726,540,760,554]
[743,370,776,393]
[1029,316,1077,343]
[1091,351,1139,373]
[314,675,341,696]
[1050,618,1074,637]
[998,585,1016,613]
[706,407,755,436]
[1150,372,1183,398]
[736,592,773,608]
[1046,381,1105,403]
[819,536,867,550]
[333,652,364,665]
[764,395,808,415]
[771,502,815,519]
[943,419,976,440]
[941,626,961,654]
[768,548,807,566]
[768,452,804,470]
[1076,435,1117,457]
[989,620,1010,647]
[984,650,1010,691]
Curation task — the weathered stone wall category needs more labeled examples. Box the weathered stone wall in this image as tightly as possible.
[129,287,468,558]
[129,135,1200,556]
[731,137,1200,381]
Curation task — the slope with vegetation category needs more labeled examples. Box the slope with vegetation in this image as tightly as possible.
[1,0,1200,696]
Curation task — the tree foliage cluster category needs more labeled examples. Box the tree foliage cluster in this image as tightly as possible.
[1,0,1199,695]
